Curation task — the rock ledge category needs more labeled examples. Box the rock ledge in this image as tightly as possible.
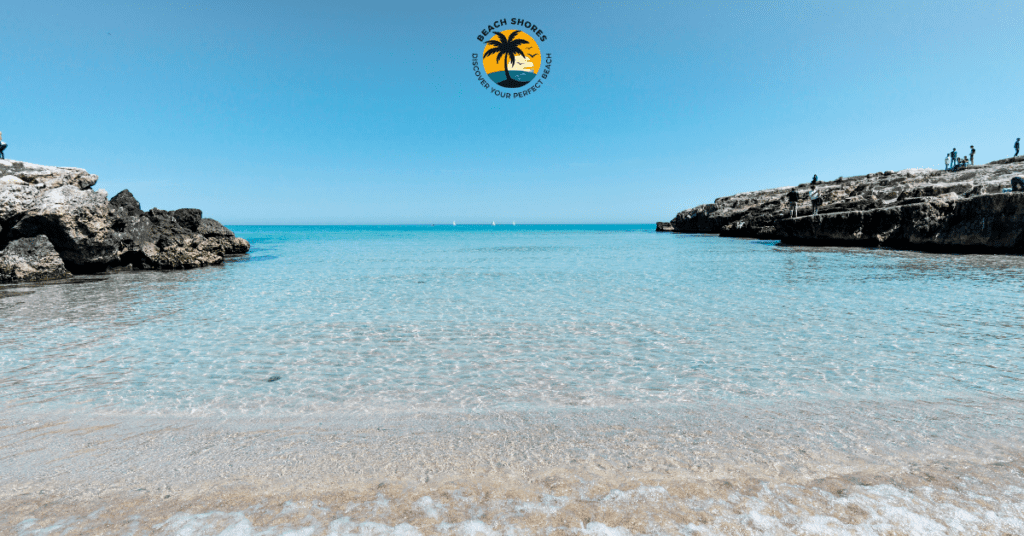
[0,159,249,283]
[659,157,1024,254]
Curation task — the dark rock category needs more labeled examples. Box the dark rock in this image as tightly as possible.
[660,157,1024,254]
[200,234,251,256]
[655,222,674,232]
[110,189,142,213]
[670,203,735,233]
[0,159,250,281]
[195,218,250,255]
[267,375,281,382]
[0,235,71,283]
[775,193,1024,252]
[172,208,203,232]
[198,218,234,237]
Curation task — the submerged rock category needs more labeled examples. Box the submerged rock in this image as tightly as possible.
[0,235,71,283]
[0,159,249,282]
[661,156,1024,254]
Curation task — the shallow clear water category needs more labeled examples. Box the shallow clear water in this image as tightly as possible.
[3,225,1024,535]
[3,225,1023,416]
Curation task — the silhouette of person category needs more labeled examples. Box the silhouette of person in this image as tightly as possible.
[970,146,975,165]
[1016,138,1020,157]
[0,131,6,160]
[786,189,799,217]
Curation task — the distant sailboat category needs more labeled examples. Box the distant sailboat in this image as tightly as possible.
[492,221,496,226]
[453,221,456,226]
[512,221,516,226]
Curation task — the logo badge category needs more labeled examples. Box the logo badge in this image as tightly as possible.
[471,19,551,99]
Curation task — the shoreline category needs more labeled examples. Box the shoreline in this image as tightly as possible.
[5,400,1024,533]
[5,224,1024,534]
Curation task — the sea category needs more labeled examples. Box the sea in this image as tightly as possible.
[487,70,535,85]
[2,224,1023,535]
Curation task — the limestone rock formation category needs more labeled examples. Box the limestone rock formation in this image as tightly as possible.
[0,235,71,283]
[0,159,249,283]
[659,156,1024,254]
[107,190,249,269]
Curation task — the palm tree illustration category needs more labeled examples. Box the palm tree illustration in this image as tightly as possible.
[483,31,530,88]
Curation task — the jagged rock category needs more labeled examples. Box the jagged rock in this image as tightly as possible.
[776,193,1024,252]
[670,203,734,233]
[110,189,142,212]
[106,191,251,269]
[4,164,118,271]
[195,217,249,255]
[0,235,71,283]
[172,208,202,231]
[198,218,232,237]
[661,157,1024,254]
[0,160,249,281]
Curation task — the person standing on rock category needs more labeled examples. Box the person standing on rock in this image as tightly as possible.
[786,189,800,218]
[945,153,950,170]
[809,185,822,217]
[0,131,6,160]
[951,148,957,167]
[1015,138,1020,157]
[970,146,975,165]
[811,174,818,186]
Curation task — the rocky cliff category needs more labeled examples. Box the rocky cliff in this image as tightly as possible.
[658,156,1024,254]
[0,160,249,283]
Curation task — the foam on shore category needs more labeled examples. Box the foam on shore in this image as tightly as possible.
[4,404,1024,535]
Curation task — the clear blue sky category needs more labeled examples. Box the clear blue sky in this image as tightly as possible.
[3,1,1022,224]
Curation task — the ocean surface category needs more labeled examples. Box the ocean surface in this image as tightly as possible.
[2,225,1024,535]
[488,70,535,84]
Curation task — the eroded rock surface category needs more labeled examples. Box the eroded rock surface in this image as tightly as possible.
[0,235,71,283]
[0,159,249,282]
[660,156,1024,254]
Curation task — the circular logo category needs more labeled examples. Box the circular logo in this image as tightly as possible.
[471,19,552,99]
[482,30,541,89]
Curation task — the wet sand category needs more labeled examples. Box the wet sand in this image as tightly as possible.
[5,402,1024,535]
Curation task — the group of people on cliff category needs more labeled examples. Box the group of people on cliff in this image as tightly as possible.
[944,139,1020,171]
[945,146,975,171]
[783,140,1023,221]
[784,175,823,219]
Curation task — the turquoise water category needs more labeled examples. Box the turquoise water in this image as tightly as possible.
[4,225,1024,534]
[2,224,1022,417]
[487,70,535,84]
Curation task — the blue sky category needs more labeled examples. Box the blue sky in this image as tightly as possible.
[3,1,1022,224]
